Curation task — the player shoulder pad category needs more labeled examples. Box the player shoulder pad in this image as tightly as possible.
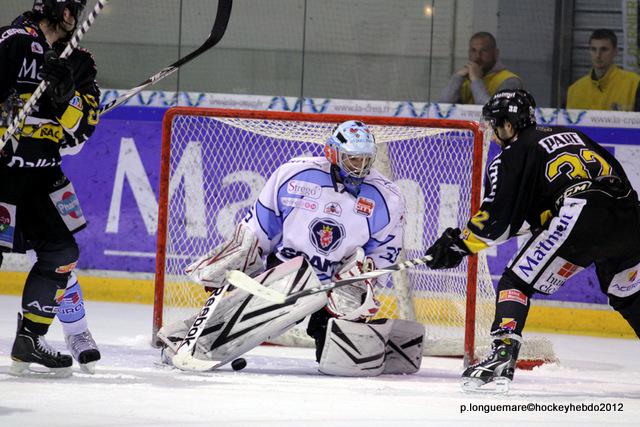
[364,169,404,203]
[276,156,330,179]
[286,156,330,169]
[0,25,40,45]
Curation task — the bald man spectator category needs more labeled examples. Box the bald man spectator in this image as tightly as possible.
[567,29,640,111]
[439,31,523,105]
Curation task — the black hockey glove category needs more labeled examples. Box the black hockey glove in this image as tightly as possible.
[41,50,75,107]
[425,227,471,269]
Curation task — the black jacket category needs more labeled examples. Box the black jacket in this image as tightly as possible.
[0,12,100,167]
[463,125,637,252]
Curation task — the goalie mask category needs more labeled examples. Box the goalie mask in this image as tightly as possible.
[325,120,377,195]
[33,0,86,30]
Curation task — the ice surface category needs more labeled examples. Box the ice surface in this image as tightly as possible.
[0,295,639,426]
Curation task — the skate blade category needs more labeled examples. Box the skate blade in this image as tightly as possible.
[79,361,97,374]
[461,377,510,394]
[77,349,100,374]
[9,360,72,378]
[159,347,176,366]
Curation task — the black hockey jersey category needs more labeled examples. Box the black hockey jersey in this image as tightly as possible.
[0,13,100,167]
[462,125,637,252]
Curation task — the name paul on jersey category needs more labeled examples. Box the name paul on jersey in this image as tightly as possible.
[538,132,585,153]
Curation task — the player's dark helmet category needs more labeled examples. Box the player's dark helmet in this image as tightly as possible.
[32,0,86,24]
[481,89,536,131]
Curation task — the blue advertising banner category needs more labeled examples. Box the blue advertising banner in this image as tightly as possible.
[56,105,640,309]
[63,107,165,273]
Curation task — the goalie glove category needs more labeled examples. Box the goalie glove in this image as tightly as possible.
[326,248,380,321]
[185,223,264,289]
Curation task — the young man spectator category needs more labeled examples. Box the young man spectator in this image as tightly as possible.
[438,31,523,105]
[566,29,640,111]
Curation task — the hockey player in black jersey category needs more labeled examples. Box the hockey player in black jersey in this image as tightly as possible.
[0,0,102,376]
[425,89,640,392]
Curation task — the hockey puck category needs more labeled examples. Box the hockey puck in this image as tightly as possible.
[231,358,247,371]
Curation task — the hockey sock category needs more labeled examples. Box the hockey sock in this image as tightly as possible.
[21,316,51,336]
[21,265,66,335]
[612,293,640,339]
[490,274,533,336]
[58,272,89,336]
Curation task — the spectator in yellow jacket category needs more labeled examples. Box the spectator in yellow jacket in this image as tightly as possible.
[439,32,523,105]
[567,29,640,111]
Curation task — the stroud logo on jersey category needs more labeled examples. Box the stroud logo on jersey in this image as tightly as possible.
[309,218,345,255]
[286,180,321,199]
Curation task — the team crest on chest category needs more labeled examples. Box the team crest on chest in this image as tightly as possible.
[354,197,375,217]
[309,218,345,255]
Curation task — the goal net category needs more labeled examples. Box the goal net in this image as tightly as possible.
[153,107,555,366]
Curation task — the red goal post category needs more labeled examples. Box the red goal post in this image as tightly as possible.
[153,107,489,365]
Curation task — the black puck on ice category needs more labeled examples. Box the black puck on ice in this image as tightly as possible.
[231,358,247,371]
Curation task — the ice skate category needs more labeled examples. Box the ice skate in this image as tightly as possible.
[461,332,521,394]
[10,315,72,378]
[66,330,101,374]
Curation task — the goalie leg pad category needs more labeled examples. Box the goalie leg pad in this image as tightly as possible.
[159,257,327,367]
[382,319,424,374]
[318,318,391,377]
[318,318,424,377]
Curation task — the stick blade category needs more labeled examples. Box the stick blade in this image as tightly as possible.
[172,351,220,372]
[225,270,286,303]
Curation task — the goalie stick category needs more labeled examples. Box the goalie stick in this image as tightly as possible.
[0,0,110,151]
[98,0,233,116]
[171,283,230,371]
[226,255,434,304]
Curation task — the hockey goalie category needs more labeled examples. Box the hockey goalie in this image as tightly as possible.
[157,120,425,376]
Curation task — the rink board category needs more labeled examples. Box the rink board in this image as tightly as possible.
[1,100,640,339]
[0,270,634,338]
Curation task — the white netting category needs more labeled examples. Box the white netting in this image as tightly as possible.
[156,109,499,358]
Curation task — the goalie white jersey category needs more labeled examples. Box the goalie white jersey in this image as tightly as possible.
[243,156,405,281]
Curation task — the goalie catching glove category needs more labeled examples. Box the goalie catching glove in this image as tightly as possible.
[326,248,380,321]
[185,223,264,289]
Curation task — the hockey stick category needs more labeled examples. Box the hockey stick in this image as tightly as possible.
[172,283,229,371]
[226,255,434,304]
[0,0,110,151]
[98,0,233,116]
